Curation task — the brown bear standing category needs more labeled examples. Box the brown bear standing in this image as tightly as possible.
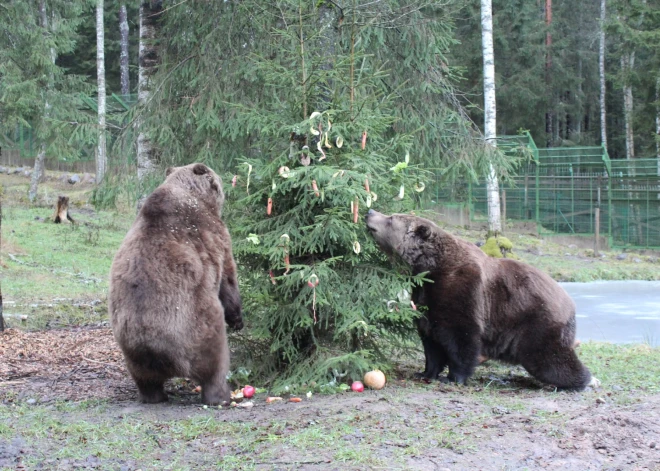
[365,210,599,391]
[109,163,243,404]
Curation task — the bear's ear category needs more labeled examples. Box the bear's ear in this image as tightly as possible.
[165,167,176,177]
[192,163,208,175]
[415,224,431,240]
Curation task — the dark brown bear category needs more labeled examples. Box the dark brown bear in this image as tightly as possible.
[109,163,243,405]
[365,209,599,391]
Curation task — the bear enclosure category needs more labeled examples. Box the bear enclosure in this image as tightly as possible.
[434,132,660,249]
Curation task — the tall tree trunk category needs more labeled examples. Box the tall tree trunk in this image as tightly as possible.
[28,0,55,203]
[599,0,607,151]
[0,196,4,332]
[656,77,660,161]
[545,0,553,147]
[622,52,635,160]
[657,77,660,193]
[137,1,163,192]
[96,0,107,184]
[481,0,501,234]
[119,4,130,96]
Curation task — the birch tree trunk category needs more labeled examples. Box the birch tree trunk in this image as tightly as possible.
[481,0,502,234]
[119,4,130,96]
[96,0,107,184]
[599,0,607,151]
[545,0,553,147]
[0,197,3,332]
[28,0,55,203]
[137,1,163,189]
[656,77,660,161]
[622,52,635,160]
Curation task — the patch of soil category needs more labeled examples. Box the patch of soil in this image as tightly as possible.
[0,327,135,402]
[2,327,660,470]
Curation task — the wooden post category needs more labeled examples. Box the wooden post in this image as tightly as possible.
[594,183,601,256]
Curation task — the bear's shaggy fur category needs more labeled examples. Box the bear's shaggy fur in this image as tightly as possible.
[109,163,243,404]
[365,210,597,391]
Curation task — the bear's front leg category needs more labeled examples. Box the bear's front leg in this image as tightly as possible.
[436,326,481,385]
[219,241,244,331]
[415,335,447,380]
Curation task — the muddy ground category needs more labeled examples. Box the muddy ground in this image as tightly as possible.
[1,327,659,471]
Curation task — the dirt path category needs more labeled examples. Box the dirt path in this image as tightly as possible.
[1,328,660,470]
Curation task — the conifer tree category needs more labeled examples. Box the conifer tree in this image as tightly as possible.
[0,0,95,202]
[120,1,519,389]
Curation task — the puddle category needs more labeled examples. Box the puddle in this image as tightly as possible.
[561,281,660,345]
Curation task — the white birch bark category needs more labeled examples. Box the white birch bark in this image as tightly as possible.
[119,4,130,96]
[481,0,501,234]
[622,52,635,160]
[656,77,660,161]
[599,0,607,151]
[137,1,161,185]
[28,0,55,203]
[96,0,107,184]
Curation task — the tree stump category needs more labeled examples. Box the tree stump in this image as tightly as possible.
[53,196,75,224]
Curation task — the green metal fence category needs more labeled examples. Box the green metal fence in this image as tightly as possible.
[0,93,138,161]
[609,159,660,247]
[433,133,660,249]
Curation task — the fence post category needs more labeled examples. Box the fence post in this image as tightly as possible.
[595,180,601,256]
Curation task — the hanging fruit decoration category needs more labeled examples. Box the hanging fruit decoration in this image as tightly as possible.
[309,112,322,135]
[312,180,320,197]
[394,185,405,201]
[300,145,311,166]
[324,120,333,149]
[336,136,344,148]
[353,197,359,223]
[243,163,253,194]
[307,273,320,323]
[267,197,273,216]
[232,175,238,187]
[278,166,292,178]
[353,240,361,254]
[361,130,367,150]
[317,141,326,161]
[269,270,277,285]
[280,234,290,274]
[414,182,426,193]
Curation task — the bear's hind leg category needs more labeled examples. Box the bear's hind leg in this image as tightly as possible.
[135,378,168,404]
[522,346,592,391]
[414,336,447,380]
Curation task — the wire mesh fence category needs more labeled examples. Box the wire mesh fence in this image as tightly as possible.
[432,133,660,249]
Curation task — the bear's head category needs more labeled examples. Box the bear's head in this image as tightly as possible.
[365,209,436,270]
[165,163,225,211]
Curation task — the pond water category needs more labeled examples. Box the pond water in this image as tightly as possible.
[561,281,660,345]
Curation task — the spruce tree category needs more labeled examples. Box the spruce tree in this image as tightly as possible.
[0,0,95,201]
[121,1,515,390]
